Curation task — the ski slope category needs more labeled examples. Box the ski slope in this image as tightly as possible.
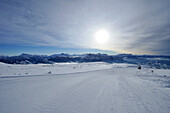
[0,63,170,113]
[0,62,113,77]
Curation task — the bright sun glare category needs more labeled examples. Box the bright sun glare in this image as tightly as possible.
[95,29,109,44]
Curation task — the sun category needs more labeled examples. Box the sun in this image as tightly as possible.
[95,29,109,44]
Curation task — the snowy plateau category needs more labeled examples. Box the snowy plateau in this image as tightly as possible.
[0,62,170,113]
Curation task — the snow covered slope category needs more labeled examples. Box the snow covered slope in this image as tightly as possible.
[0,62,113,77]
[0,63,170,113]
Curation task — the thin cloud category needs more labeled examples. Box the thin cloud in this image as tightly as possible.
[0,0,170,55]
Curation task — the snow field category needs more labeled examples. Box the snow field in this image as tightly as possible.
[0,62,170,113]
[0,62,113,77]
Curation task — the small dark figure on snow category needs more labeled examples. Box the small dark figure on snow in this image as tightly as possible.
[138,66,141,69]
[138,63,141,70]
[151,70,154,75]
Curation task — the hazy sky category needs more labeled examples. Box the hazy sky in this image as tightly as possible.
[0,0,170,55]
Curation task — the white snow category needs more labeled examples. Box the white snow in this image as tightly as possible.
[0,62,170,113]
[0,62,113,77]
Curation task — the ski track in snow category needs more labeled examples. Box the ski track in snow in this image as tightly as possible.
[0,66,170,113]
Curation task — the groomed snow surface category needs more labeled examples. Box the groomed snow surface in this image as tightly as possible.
[0,62,170,113]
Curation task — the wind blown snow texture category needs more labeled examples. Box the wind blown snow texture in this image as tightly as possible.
[0,63,170,113]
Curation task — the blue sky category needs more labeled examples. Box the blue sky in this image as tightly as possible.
[0,0,170,55]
